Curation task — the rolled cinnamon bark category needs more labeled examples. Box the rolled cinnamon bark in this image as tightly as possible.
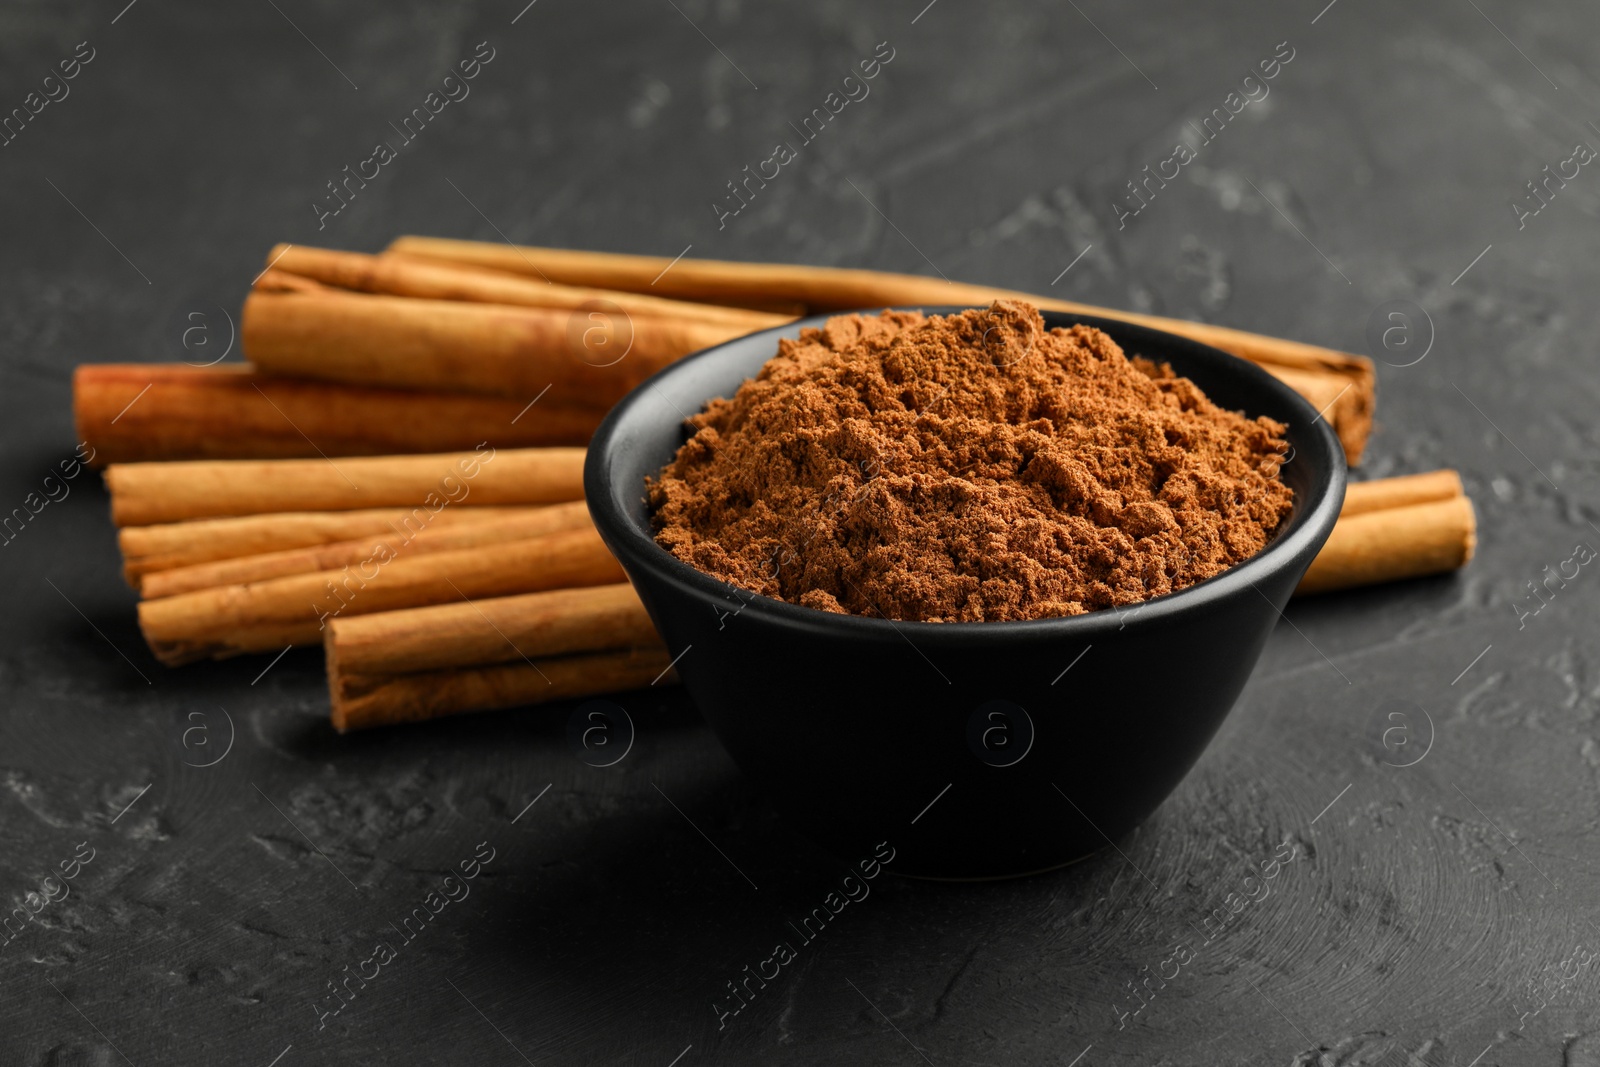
[75,364,603,466]
[106,446,582,526]
[330,647,675,732]
[1262,364,1365,455]
[1296,495,1476,595]
[240,289,740,402]
[254,270,330,294]
[268,245,787,332]
[386,238,806,315]
[1340,469,1463,517]
[326,583,655,677]
[117,506,539,586]
[138,526,625,665]
[387,236,1376,463]
[140,501,594,598]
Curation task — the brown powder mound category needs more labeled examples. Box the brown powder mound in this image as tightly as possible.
[648,300,1293,622]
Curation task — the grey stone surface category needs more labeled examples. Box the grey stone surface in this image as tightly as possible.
[2,0,1598,1063]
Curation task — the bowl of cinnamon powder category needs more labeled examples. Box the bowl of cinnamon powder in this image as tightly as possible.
[586,300,1345,878]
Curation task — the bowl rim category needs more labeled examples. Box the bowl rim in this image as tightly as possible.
[585,305,1348,642]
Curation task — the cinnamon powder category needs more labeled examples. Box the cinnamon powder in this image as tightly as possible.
[649,301,1293,622]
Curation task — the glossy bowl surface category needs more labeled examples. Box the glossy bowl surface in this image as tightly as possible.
[586,307,1346,878]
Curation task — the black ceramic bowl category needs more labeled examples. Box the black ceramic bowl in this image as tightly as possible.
[586,308,1346,879]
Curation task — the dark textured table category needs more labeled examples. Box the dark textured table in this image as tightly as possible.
[4,1,1598,1063]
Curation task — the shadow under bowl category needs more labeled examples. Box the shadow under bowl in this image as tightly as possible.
[585,308,1347,879]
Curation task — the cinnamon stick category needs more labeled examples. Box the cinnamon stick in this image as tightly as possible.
[1297,495,1476,595]
[105,446,582,526]
[269,245,787,332]
[1340,469,1463,517]
[254,269,331,294]
[140,501,593,598]
[385,239,806,315]
[330,647,675,733]
[117,506,541,586]
[138,526,625,665]
[240,289,741,403]
[75,364,602,466]
[1260,364,1365,457]
[326,583,656,677]
[389,236,1375,463]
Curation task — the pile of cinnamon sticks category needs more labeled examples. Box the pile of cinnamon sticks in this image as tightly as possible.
[110,447,671,730]
[106,448,1473,732]
[75,238,1471,732]
[1297,470,1475,594]
[77,239,1375,466]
